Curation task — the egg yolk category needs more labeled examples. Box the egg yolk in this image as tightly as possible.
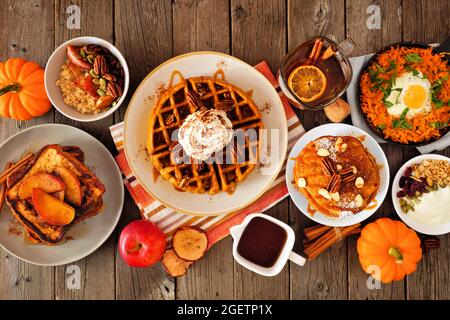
[402,84,427,109]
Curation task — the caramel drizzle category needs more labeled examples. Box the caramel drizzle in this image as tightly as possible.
[168,70,186,89]
[213,68,225,80]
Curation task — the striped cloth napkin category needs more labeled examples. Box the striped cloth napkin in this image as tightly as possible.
[109,61,305,248]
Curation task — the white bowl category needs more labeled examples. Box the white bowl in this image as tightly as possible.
[286,123,390,227]
[0,124,124,266]
[392,154,450,235]
[44,36,129,122]
[123,51,287,216]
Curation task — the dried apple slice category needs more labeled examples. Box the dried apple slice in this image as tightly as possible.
[161,249,192,277]
[172,226,208,261]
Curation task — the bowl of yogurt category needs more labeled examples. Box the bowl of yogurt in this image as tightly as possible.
[392,154,450,235]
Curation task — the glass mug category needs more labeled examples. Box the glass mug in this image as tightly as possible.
[278,36,355,110]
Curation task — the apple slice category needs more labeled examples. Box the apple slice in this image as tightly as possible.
[54,167,83,206]
[172,226,208,261]
[18,173,65,199]
[161,249,193,277]
[50,190,65,202]
[67,45,91,69]
[32,189,75,226]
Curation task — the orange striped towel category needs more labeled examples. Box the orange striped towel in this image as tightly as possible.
[109,61,305,247]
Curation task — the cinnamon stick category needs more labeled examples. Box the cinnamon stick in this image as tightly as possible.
[311,40,324,65]
[304,224,331,241]
[308,38,321,60]
[0,153,33,185]
[304,224,361,260]
[0,162,12,213]
[321,45,337,61]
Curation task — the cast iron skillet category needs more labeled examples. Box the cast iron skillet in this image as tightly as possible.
[357,37,450,147]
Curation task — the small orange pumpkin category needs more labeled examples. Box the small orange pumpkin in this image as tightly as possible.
[357,218,422,283]
[0,58,51,120]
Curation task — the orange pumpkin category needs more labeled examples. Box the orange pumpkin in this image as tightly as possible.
[0,57,51,120]
[357,218,422,283]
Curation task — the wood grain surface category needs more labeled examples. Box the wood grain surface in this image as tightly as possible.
[0,0,448,300]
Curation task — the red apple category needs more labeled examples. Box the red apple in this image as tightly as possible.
[118,220,166,268]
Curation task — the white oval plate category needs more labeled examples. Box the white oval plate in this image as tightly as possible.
[123,52,287,216]
[286,123,389,227]
[0,124,124,266]
[392,154,450,235]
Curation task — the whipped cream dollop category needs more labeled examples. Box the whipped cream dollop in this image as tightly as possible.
[178,108,234,161]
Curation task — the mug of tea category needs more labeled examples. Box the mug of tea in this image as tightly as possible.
[278,36,354,110]
[229,213,306,276]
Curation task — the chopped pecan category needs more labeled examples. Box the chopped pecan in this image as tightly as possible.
[340,167,356,182]
[327,173,341,193]
[214,99,234,112]
[178,175,190,188]
[93,55,107,76]
[196,83,207,96]
[321,157,336,176]
[165,114,175,125]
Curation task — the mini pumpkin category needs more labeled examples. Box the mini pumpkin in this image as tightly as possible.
[357,218,422,283]
[0,57,51,120]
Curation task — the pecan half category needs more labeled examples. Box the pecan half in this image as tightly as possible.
[102,73,117,82]
[422,236,440,253]
[327,173,341,193]
[186,91,203,110]
[106,81,122,98]
[321,157,336,176]
[85,44,103,55]
[214,99,234,112]
[340,167,357,182]
[93,55,108,76]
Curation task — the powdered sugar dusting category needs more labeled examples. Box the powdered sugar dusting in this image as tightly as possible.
[314,137,338,161]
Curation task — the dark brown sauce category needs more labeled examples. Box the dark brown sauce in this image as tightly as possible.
[237,217,287,268]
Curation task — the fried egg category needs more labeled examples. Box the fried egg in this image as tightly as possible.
[385,71,432,119]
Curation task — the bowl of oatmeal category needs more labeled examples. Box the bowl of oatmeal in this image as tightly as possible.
[45,36,129,122]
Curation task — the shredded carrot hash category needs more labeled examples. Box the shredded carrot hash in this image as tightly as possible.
[360,46,450,144]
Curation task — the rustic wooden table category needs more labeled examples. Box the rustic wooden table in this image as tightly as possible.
[0,0,449,300]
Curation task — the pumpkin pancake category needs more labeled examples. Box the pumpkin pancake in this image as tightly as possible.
[293,135,380,218]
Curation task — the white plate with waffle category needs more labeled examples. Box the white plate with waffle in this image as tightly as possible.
[123,52,287,216]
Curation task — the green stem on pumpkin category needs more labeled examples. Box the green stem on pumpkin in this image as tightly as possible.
[388,247,403,264]
[0,83,21,96]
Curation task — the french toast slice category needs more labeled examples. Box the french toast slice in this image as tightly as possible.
[5,144,105,245]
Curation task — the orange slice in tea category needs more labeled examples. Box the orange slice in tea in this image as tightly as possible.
[288,65,327,103]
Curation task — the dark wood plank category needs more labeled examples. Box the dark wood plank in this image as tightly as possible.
[402,0,450,300]
[113,0,175,300]
[346,0,406,300]
[52,0,116,300]
[173,0,230,55]
[171,0,234,300]
[0,0,55,300]
[287,0,348,300]
[231,0,289,300]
